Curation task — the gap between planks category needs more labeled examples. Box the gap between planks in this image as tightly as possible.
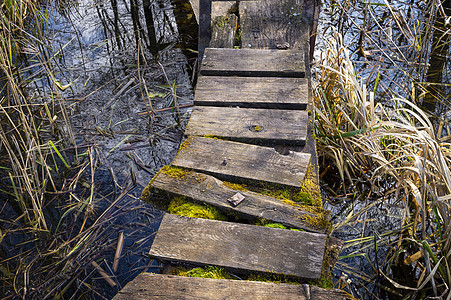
[149,170,327,233]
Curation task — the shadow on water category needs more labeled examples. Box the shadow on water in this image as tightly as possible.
[0,0,198,298]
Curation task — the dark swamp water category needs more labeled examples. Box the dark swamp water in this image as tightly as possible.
[0,0,450,299]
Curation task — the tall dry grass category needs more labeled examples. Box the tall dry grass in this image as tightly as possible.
[314,29,451,298]
[0,1,125,298]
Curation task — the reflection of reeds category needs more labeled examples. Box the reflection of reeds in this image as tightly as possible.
[315,31,451,297]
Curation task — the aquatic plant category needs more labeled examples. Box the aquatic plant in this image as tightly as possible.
[314,28,451,298]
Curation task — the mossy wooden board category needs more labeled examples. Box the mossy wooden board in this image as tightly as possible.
[240,0,308,51]
[210,14,238,48]
[113,273,350,300]
[148,214,326,278]
[185,107,308,145]
[150,170,326,233]
[172,137,311,188]
[194,76,308,110]
[200,48,305,77]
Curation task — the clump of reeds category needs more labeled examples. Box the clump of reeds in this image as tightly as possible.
[314,30,451,298]
[0,0,123,298]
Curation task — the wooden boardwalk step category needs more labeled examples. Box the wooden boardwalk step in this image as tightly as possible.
[114,273,350,300]
[240,0,309,51]
[200,48,305,77]
[194,76,308,109]
[185,107,308,145]
[150,170,326,233]
[149,214,327,278]
[173,137,311,188]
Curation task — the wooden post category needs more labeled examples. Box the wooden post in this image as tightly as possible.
[198,0,212,61]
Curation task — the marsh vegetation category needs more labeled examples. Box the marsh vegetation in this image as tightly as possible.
[314,0,451,298]
[0,0,195,298]
[1,0,450,298]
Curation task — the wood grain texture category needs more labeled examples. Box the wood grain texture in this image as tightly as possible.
[194,76,308,109]
[210,14,238,48]
[113,273,350,300]
[189,0,235,24]
[150,170,326,233]
[200,48,305,77]
[149,214,326,278]
[185,107,308,145]
[173,137,311,188]
[240,0,308,51]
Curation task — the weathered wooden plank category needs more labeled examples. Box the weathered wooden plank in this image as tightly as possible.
[185,107,308,145]
[173,137,311,188]
[189,0,235,24]
[150,170,326,233]
[149,214,326,278]
[200,48,305,77]
[239,0,308,51]
[194,76,308,109]
[114,273,350,300]
[210,14,238,48]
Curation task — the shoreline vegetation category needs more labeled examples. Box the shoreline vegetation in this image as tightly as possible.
[314,0,450,298]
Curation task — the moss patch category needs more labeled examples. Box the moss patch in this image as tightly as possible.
[299,164,322,207]
[247,272,301,284]
[255,221,302,231]
[171,266,234,280]
[168,196,226,220]
[177,137,192,155]
[302,211,330,229]
[223,181,247,192]
[161,165,192,179]
[310,277,334,289]
[214,15,230,28]
[264,222,287,229]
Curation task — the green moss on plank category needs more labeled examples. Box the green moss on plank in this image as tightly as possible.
[171,266,234,280]
[168,196,227,221]
[247,272,301,284]
[161,165,192,179]
[223,181,247,192]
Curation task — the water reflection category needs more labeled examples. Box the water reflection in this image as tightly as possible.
[4,0,195,298]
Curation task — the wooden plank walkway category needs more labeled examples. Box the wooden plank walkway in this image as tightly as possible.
[240,0,309,50]
[114,273,349,300]
[150,170,326,233]
[173,136,311,188]
[200,48,305,77]
[119,0,344,298]
[185,107,308,145]
[194,76,309,109]
[149,214,326,278]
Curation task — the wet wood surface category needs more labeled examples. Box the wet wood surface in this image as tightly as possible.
[173,137,311,188]
[150,170,326,233]
[200,48,305,77]
[240,0,308,51]
[114,273,350,300]
[185,107,308,145]
[148,214,327,278]
[194,76,308,109]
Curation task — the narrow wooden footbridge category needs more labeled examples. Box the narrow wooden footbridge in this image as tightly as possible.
[115,0,349,298]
